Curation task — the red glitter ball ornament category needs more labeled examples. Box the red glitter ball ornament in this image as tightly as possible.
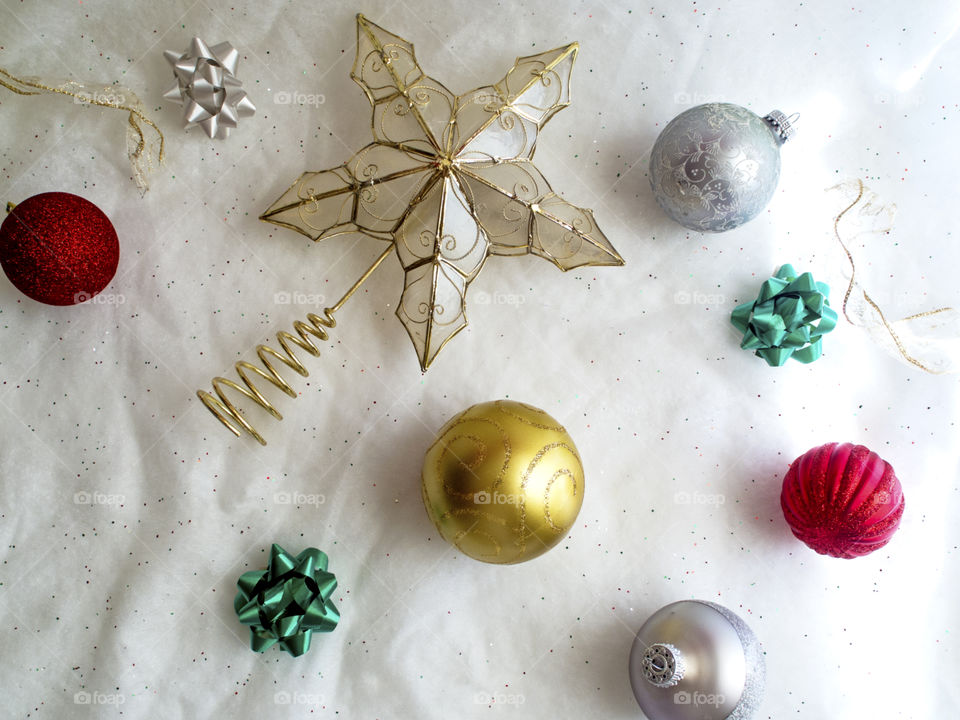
[781,442,905,558]
[0,192,119,306]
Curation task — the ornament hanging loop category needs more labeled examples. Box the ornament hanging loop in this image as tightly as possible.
[763,110,798,143]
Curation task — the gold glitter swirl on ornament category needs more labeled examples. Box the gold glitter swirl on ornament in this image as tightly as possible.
[421,400,584,564]
[494,399,567,431]
[542,468,578,531]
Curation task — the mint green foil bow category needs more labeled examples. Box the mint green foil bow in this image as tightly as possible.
[730,264,838,366]
[234,544,339,657]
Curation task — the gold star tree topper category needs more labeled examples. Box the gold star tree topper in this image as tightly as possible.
[261,14,623,370]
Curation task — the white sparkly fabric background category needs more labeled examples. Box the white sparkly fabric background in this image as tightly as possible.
[1,1,958,718]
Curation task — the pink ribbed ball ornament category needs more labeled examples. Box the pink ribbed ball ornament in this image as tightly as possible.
[780,442,905,558]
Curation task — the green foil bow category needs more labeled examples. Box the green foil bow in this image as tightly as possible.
[234,544,339,657]
[730,264,838,366]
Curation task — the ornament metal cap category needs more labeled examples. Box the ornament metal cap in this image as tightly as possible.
[763,110,798,143]
[641,643,686,687]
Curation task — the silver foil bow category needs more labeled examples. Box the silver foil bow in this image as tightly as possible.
[163,37,255,139]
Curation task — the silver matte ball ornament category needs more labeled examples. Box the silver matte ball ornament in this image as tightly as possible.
[629,600,765,720]
[649,103,796,232]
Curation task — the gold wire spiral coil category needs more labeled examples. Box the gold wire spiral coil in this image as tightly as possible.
[197,247,393,445]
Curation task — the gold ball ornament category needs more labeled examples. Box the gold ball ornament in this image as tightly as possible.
[421,400,585,564]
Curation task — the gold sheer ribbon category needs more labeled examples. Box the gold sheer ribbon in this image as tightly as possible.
[0,68,164,194]
[830,179,959,374]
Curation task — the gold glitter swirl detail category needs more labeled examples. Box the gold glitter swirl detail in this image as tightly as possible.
[445,508,505,557]
[543,468,578,531]
[429,415,513,496]
[517,440,582,554]
[494,400,566,431]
